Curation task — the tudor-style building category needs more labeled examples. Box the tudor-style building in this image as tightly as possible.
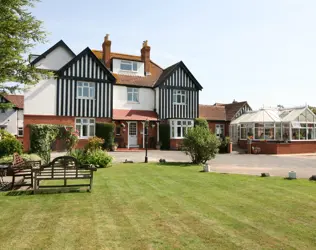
[24,35,202,150]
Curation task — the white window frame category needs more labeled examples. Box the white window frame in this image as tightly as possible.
[170,119,193,139]
[173,90,186,105]
[120,60,137,72]
[75,118,95,139]
[77,82,95,99]
[215,124,225,138]
[127,87,139,103]
[18,127,23,137]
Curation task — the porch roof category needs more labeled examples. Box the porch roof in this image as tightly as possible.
[113,109,158,121]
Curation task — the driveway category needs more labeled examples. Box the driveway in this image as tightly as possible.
[51,151,316,179]
[109,150,316,179]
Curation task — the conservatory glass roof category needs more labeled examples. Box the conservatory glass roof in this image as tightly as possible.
[230,106,315,124]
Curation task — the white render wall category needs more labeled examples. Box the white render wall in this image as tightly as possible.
[34,46,74,71]
[112,59,144,77]
[24,78,57,115]
[0,109,19,135]
[113,85,155,110]
[155,87,159,114]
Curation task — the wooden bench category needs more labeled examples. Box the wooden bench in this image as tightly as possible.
[11,153,41,189]
[33,156,97,193]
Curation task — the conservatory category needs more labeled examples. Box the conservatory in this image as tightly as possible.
[229,106,316,154]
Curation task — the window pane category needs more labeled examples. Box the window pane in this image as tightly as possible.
[182,95,185,103]
[255,127,264,139]
[171,127,175,138]
[183,121,186,125]
[292,128,299,140]
[177,95,181,103]
[127,87,133,93]
[77,82,82,87]
[182,126,186,137]
[76,125,81,135]
[78,87,82,97]
[83,87,89,97]
[120,62,132,71]
[133,93,139,102]
[116,126,121,135]
[82,119,88,123]
[76,119,81,123]
[82,125,88,136]
[84,82,89,87]
[177,126,181,137]
[89,125,95,136]
[300,128,306,140]
[265,128,274,139]
[132,62,137,71]
[90,119,94,123]
[127,93,133,102]
[177,121,181,125]
[241,128,246,139]
[187,121,192,126]
[90,87,95,98]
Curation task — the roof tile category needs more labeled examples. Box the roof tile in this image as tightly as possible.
[4,95,24,109]
[113,109,158,121]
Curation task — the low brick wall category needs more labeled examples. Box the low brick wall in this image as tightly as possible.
[170,139,183,150]
[238,140,316,154]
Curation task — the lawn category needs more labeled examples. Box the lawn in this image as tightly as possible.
[1,163,316,250]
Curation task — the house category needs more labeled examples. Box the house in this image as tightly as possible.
[0,95,24,141]
[24,35,202,150]
[199,100,251,138]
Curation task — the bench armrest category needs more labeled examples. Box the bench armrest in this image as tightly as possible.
[82,164,97,171]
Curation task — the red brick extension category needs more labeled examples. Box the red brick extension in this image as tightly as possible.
[23,115,111,152]
[238,140,316,154]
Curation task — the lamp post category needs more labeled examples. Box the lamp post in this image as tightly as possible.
[144,119,149,163]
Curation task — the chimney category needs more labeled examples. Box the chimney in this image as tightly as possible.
[102,34,111,69]
[141,40,151,75]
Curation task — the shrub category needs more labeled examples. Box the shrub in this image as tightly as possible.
[0,138,23,157]
[68,149,112,168]
[62,126,79,152]
[0,130,15,140]
[194,118,209,130]
[96,123,115,150]
[85,136,104,152]
[29,124,60,163]
[159,123,170,150]
[182,126,220,164]
[84,150,113,168]
[0,154,42,164]
[219,136,230,153]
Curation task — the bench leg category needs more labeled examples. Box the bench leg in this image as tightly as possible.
[89,171,94,192]
[11,175,15,190]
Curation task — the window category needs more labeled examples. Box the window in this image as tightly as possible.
[127,88,139,102]
[116,125,121,136]
[170,120,193,138]
[77,82,95,99]
[215,124,225,138]
[18,127,23,137]
[75,118,95,138]
[173,90,186,104]
[120,61,137,71]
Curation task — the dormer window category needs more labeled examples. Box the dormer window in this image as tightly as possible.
[120,61,137,72]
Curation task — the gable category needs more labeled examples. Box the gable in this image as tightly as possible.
[155,61,202,90]
[58,48,115,82]
[31,40,75,71]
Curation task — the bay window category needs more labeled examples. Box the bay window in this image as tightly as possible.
[170,120,193,139]
[75,118,95,138]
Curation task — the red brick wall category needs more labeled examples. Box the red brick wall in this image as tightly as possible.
[238,140,316,154]
[207,121,230,136]
[170,139,183,150]
[24,115,111,152]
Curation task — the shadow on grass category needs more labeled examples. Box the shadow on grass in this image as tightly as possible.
[6,190,33,196]
[6,188,88,196]
[158,162,200,167]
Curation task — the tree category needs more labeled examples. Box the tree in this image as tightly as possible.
[182,126,220,164]
[194,118,209,130]
[0,0,49,109]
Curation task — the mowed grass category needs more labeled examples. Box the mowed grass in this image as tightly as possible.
[1,163,316,250]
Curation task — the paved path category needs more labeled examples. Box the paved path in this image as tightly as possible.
[51,151,316,179]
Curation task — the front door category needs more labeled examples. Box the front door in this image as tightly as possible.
[128,122,137,146]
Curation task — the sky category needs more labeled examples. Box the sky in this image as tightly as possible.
[30,0,316,110]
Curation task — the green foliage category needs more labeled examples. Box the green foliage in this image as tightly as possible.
[95,123,115,150]
[219,136,230,153]
[68,149,112,168]
[0,153,41,164]
[0,129,15,140]
[159,123,170,150]
[0,0,51,105]
[182,126,220,164]
[85,136,104,152]
[0,138,23,157]
[29,124,60,163]
[194,118,209,130]
[62,127,79,152]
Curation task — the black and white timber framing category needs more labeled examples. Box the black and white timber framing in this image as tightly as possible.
[56,48,115,118]
[155,61,202,120]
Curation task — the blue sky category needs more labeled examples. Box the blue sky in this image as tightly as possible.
[31,0,316,109]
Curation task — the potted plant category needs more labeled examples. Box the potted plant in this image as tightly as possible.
[111,142,118,151]
[156,141,161,149]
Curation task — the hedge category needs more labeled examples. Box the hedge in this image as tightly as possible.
[0,138,23,157]
[159,123,170,150]
[96,122,115,150]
